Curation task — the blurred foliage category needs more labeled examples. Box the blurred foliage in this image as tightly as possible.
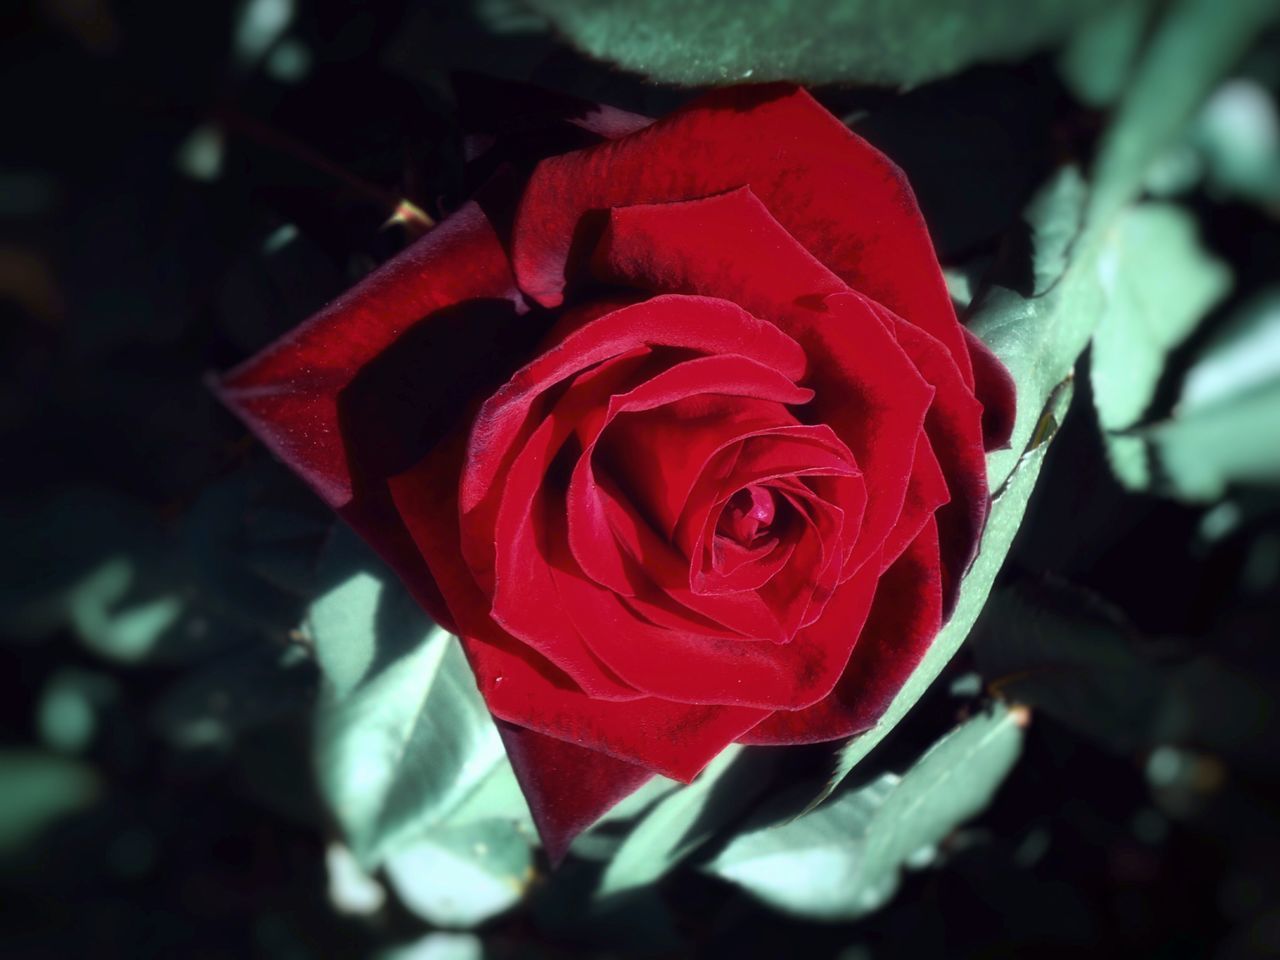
[3,0,1280,957]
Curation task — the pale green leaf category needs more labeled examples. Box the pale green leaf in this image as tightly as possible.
[1149,378,1280,500]
[384,820,534,928]
[1180,289,1280,412]
[528,0,1110,88]
[378,933,485,960]
[1058,0,1155,108]
[853,706,1025,904]
[314,617,529,866]
[707,706,1023,920]
[1194,80,1280,205]
[1098,288,1280,500]
[597,745,774,897]
[325,842,387,916]
[970,167,1095,492]
[1088,0,1280,228]
[306,524,422,698]
[1090,204,1231,488]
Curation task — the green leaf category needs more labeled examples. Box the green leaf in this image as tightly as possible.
[1087,0,1280,228]
[1193,80,1280,205]
[378,933,485,960]
[970,167,1095,491]
[527,0,1110,89]
[1179,289,1280,414]
[1095,288,1280,501]
[1058,0,1155,108]
[973,582,1170,752]
[566,776,679,863]
[1146,353,1280,499]
[67,556,186,663]
[315,621,530,866]
[150,642,316,750]
[37,669,116,754]
[306,523,444,698]
[1090,203,1231,488]
[706,706,1024,920]
[384,819,534,928]
[0,750,100,856]
[596,744,777,897]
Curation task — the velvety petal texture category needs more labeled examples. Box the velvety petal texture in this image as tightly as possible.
[213,79,1015,861]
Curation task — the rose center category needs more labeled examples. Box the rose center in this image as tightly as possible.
[715,485,777,546]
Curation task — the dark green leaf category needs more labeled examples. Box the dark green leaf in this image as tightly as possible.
[528,0,1110,88]
[150,642,317,750]
[0,750,100,856]
[973,582,1171,751]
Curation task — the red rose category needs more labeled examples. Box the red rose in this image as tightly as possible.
[215,81,1015,861]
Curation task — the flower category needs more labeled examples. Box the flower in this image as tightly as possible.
[215,81,1015,861]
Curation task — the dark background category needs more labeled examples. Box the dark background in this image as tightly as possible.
[3,1,1279,957]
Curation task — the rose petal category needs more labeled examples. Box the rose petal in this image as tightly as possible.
[964,325,1018,452]
[497,721,654,865]
[886,314,989,606]
[568,354,812,592]
[460,294,806,521]
[588,188,933,578]
[214,201,526,626]
[388,433,768,780]
[513,85,972,384]
[544,518,875,710]
[740,517,942,744]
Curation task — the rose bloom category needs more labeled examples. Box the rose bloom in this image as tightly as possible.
[216,79,1015,860]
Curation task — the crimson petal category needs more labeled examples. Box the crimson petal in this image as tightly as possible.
[497,721,653,866]
[513,84,973,384]
[388,434,768,780]
[214,201,525,627]
[741,518,942,744]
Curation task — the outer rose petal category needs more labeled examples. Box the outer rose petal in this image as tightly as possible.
[740,517,942,744]
[497,721,654,866]
[512,83,973,385]
[214,200,525,626]
[886,314,989,608]
[964,326,1018,451]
